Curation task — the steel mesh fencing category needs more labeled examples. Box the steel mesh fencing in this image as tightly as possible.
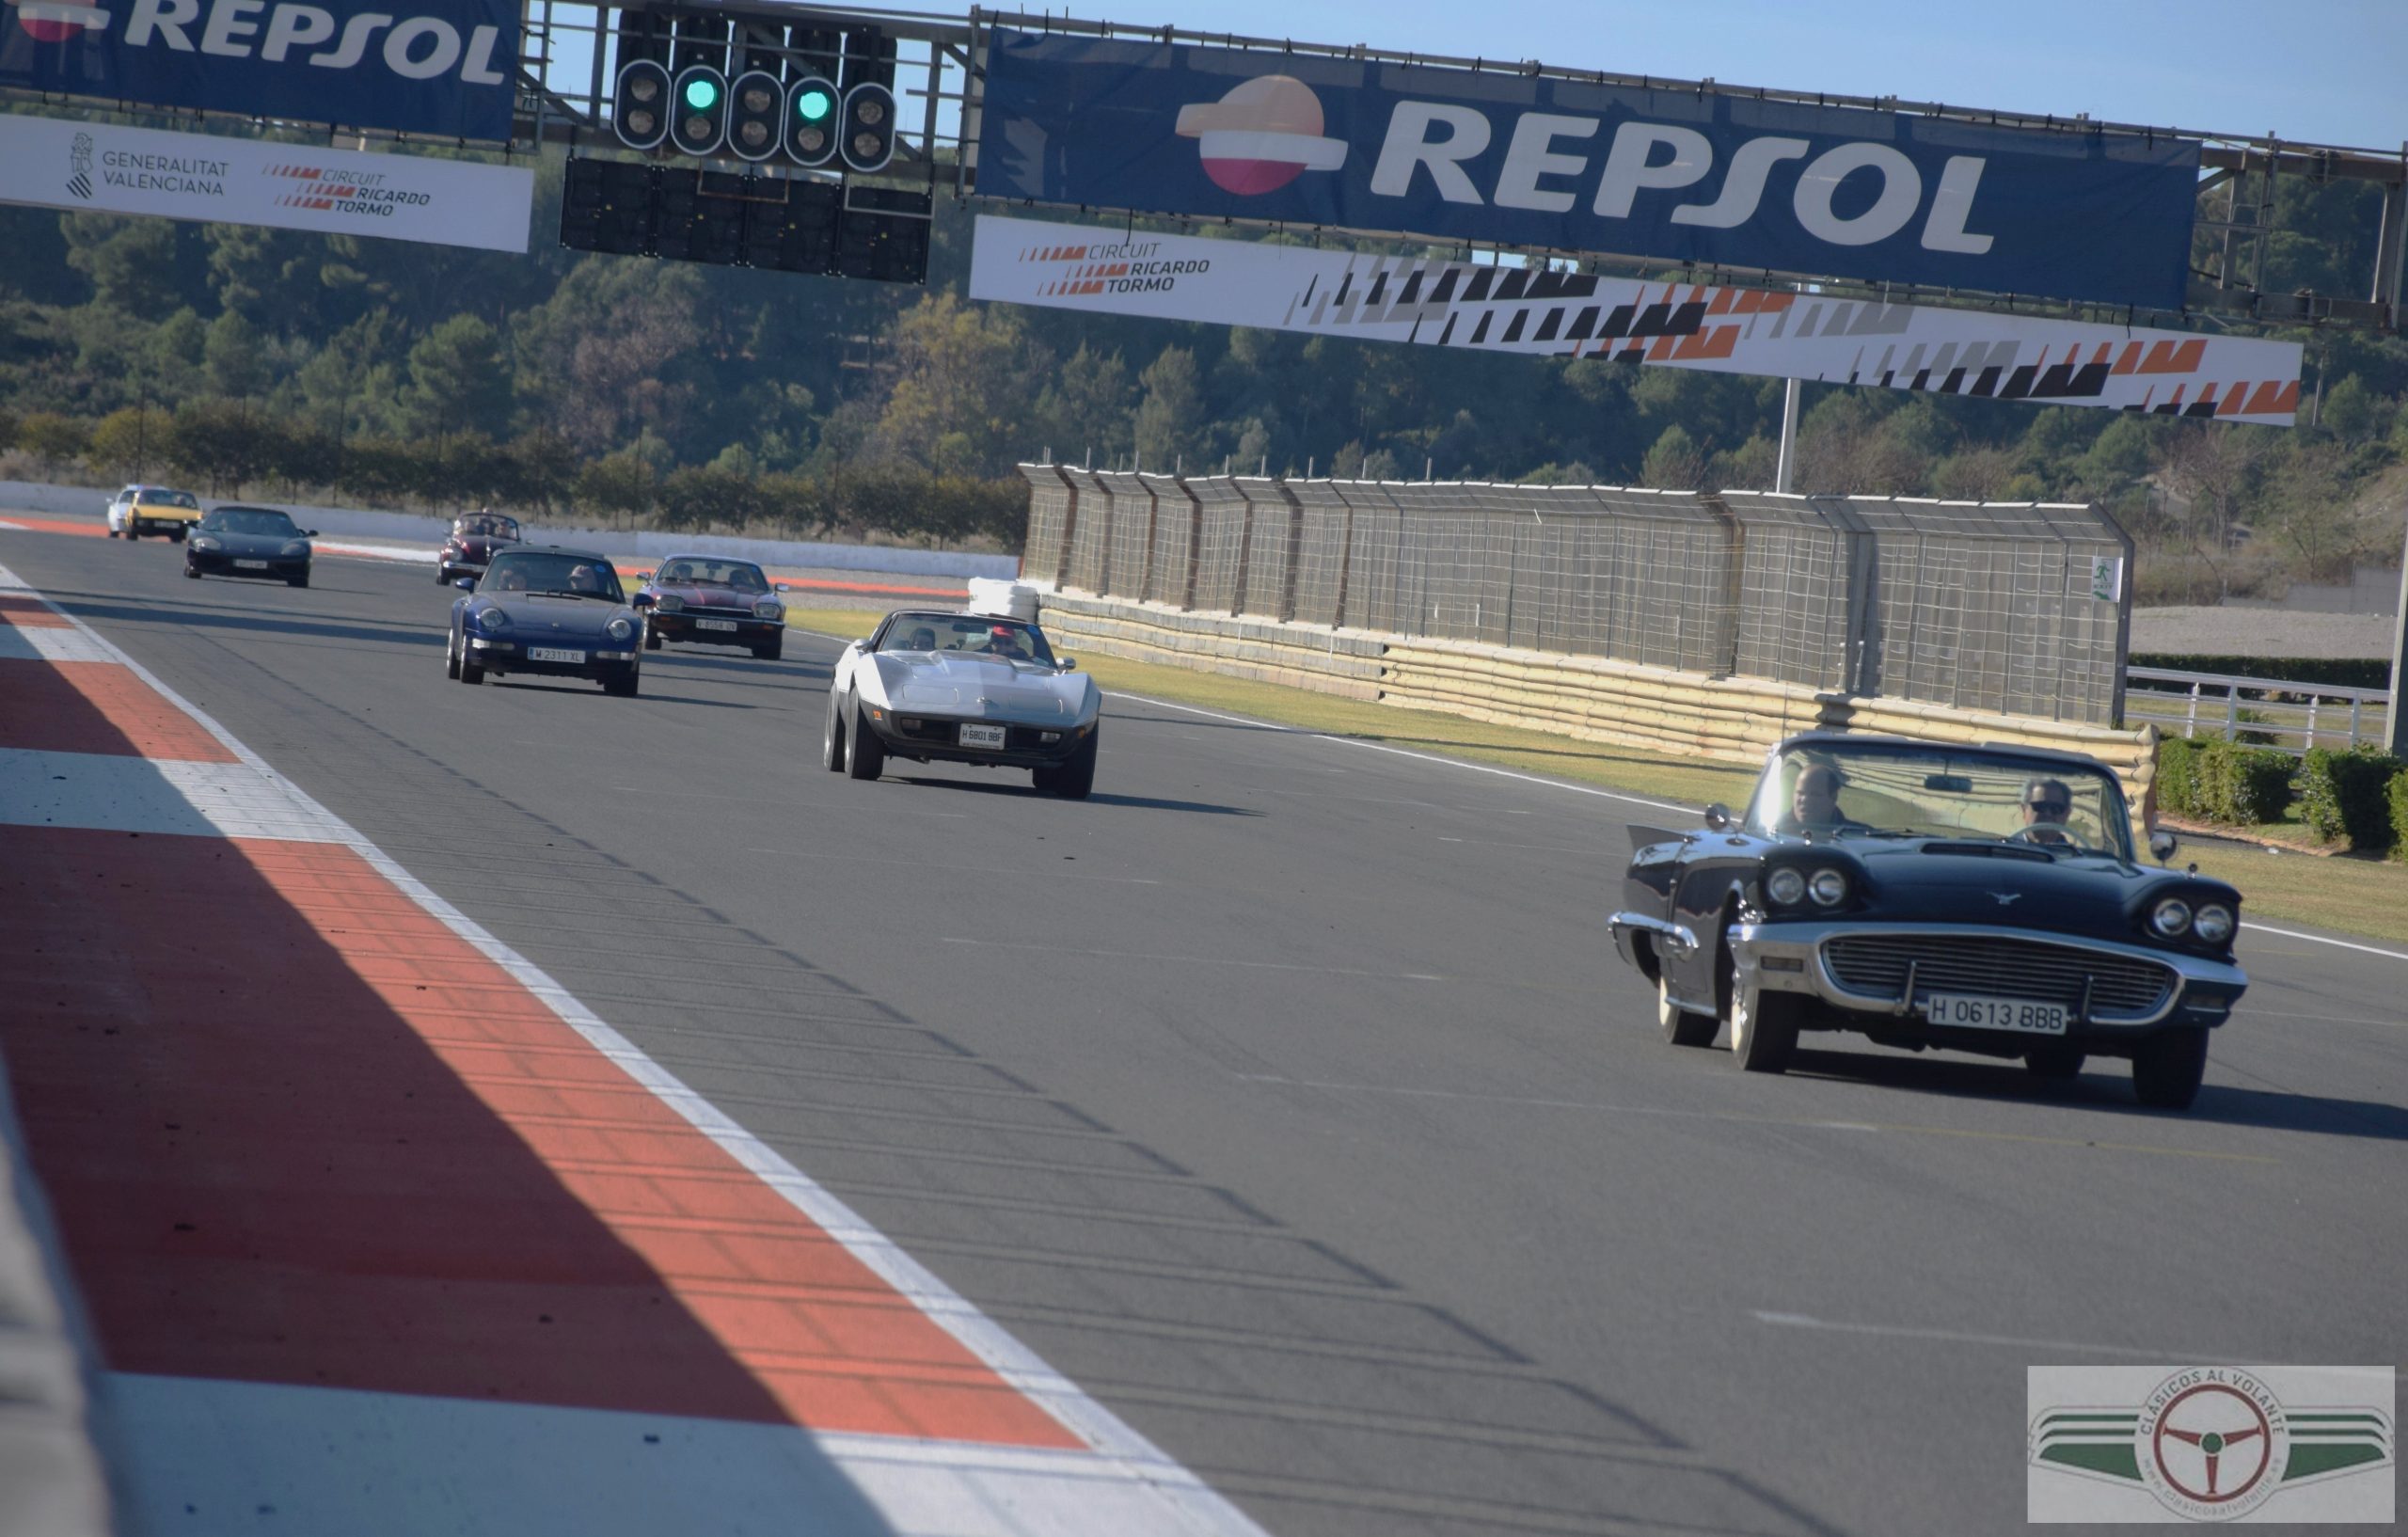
[1140,473,1200,607]
[1287,481,1358,627]
[1233,479,1302,619]
[1093,472,1155,599]
[1188,477,1254,613]
[1578,489,1737,672]
[1058,467,1113,594]
[1335,482,1410,633]
[1015,464,1074,586]
[1720,491,1865,689]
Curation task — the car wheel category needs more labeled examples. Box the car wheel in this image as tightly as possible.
[821,691,847,771]
[436,567,452,585]
[753,635,783,661]
[1658,971,1718,1048]
[604,665,640,698]
[459,646,485,685]
[125,524,139,541]
[2131,1026,2209,1110]
[168,527,185,544]
[2024,1043,2086,1081]
[1724,937,1798,1074]
[445,629,462,681]
[287,571,309,589]
[644,627,662,651]
[844,699,885,781]
[1047,726,1099,800]
[182,563,201,579]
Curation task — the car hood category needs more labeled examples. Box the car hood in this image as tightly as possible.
[868,650,1097,722]
[198,529,305,557]
[1827,838,2234,935]
[473,594,635,639]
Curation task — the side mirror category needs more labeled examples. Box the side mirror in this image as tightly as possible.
[1703,802,1733,832]
[1056,655,1077,671]
[630,592,656,609]
[302,529,319,538]
[452,577,476,591]
[2149,830,2178,864]
[774,581,790,592]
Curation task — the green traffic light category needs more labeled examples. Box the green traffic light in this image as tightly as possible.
[797,87,832,122]
[683,77,720,112]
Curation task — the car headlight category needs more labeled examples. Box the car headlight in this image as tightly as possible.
[607,617,635,642]
[280,541,309,557]
[655,594,684,612]
[1765,868,1806,906]
[753,598,784,620]
[190,535,221,551]
[2192,904,2235,944]
[1808,868,1848,907]
[2149,897,2193,938]
[475,607,511,633]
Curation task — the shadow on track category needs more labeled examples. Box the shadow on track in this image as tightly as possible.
[1779,1044,2408,1141]
[486,679,754,708]
[41,591,443,651]
[884,773,1260,816]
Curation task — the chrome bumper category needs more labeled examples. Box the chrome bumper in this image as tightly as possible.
[1732,920,2246,1034]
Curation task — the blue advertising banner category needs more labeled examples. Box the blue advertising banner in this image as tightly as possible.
[0,0,519,141]
[977,29,2201,311]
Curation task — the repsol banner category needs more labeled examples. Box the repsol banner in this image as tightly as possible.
[970,215,2301,423]
[977,29,2202,311]
[0,114,534,250]
[0,0,518,140]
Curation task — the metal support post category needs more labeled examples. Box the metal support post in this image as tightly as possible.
[2387,518,2408,755]
[1774,377,1801,495]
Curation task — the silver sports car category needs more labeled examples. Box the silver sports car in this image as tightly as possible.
[824,609,1101,799]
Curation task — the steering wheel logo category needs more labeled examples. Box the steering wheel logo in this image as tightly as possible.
[2137,1373,2290,1520]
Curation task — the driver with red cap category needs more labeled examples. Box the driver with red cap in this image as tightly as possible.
[985,625,1028,659]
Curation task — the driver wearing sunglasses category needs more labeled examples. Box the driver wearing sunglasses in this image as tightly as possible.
[2020,778,2076,847]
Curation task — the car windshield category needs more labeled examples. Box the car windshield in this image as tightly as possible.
[140,490,199,509]
[200,508,298,537]
[482,552,624,601]
[455,515,519,539]
[1747,742,2131,860]
[657,559,768,592]
[875,613,1055,665]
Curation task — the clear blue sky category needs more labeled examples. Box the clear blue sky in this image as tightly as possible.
[1146,0,2405,150]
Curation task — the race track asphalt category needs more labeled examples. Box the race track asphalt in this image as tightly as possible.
[8,522,2405,1537]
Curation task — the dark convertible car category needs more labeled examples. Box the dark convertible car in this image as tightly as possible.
[1607,734,2246,1109]
[183,504,315,586]
[635,554,789,659]
[437,511,522,586]
[446,547,645,696]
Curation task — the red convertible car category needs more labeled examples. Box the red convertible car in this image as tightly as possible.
[635,555,789,660]
[437,511,523,586]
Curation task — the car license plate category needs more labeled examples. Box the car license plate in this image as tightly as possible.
[528,646,585,664]
[1925,992,2068,1035]
[696,618,737,632]
[234,559,269,569]
[958,722,1006,749]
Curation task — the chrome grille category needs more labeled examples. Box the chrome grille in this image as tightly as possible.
[1821,934,2174,1021]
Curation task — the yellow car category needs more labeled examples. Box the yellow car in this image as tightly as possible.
[118,486,202,542]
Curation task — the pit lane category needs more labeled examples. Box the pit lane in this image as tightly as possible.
[5,518,2403,1537]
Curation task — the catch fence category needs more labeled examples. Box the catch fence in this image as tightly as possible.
[1015,467,2135,724]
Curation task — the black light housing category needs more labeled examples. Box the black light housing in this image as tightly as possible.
[667,63,729,157]
[612,58,671,151]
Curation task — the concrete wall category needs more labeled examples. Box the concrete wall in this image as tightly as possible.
[0,482,1020,579]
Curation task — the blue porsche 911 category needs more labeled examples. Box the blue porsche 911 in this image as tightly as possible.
[447,547,645,696]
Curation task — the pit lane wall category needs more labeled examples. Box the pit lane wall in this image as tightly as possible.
[1019,466,2156,816]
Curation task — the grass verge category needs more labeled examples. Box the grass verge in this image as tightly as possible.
[785,608,2408,947]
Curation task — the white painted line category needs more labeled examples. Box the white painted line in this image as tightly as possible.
[0,749,353,842]
[942,936,1444,981]
[0,563,1272,1537]
[317,541,436,564]
[1107,689,1695,813]
[1749,1310,2215,1362]
[0,624,118,663]
[2241,922,2408,963]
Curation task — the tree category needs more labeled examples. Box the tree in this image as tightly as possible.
[1639,423,1707,490]
[18,411,89,474]
[1038,343,1136,465]
[204,310,272,399]
[573,449,657,527]
[1133,344,1207,473]
[867,292,1044,478]
[59,215,184,318]
[2157,424,2269,601]
[400,314,512,439]
[86,404,160,480]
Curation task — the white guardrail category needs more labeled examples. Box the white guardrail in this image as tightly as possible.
[2126,666,2393,755]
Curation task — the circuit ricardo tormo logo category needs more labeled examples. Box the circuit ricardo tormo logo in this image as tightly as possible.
[1173,75,1348,195]
[8,0,110,42]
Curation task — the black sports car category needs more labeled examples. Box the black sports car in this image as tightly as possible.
[446,547,645,696]
[183,505,315,586]
[1607,733,2246,1109]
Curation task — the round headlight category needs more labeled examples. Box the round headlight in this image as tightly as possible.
[2192,904,2235,944]
[656,594,684,612]
[475,607,511,633]
[1808,868,1849,907]
[607,617,635,642]
[1766,868,1806,905]
[753,598,784,620]
[2149,897,2193,938]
